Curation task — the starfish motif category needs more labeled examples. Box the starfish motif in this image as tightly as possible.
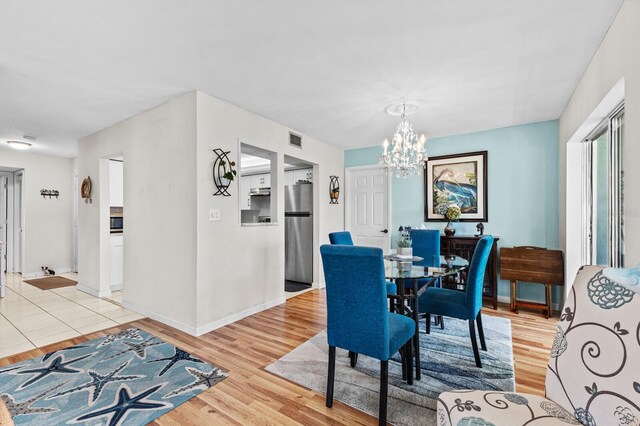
[97,328,144,348]
[147,348,203,377]
[106,338,162,360]
[49,361,143,405]
[42,345,88,362]
[164,367,227,398]
[1,382,66,418]
[17,354,92,389]
[74,384,170,426]
[0,365,23,376]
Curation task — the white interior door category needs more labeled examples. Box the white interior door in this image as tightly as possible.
[345,166,390,251]
[13,171,23,273]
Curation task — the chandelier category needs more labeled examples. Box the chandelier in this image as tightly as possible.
[379,99,427,178]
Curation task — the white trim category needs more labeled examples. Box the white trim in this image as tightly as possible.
[76,282,112,298]
[22,267,74,279]
[344,165,392,253]
[194,297,286,336]
[121,296,286,337]
[122,300,198,335]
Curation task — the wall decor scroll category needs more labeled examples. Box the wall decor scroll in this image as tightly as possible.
[212,148,236,196]
[81,177,92,203]
[329,175,339,204]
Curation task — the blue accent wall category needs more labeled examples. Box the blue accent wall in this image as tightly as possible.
[345,120,561,304]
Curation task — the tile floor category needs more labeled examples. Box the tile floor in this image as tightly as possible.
[0,273,144,358]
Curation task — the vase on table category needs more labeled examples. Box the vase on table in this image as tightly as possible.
[397,247,413,259]
[444,222,456,237]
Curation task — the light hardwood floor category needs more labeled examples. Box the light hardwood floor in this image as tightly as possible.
[0,290,557,425]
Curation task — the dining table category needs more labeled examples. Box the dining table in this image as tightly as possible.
[384,254,469,384]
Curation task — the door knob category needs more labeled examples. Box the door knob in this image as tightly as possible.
[380,229,388,233]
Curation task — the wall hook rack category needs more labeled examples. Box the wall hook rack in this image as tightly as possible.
[40,189,60,199]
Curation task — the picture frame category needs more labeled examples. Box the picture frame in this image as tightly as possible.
[424,150,488,222]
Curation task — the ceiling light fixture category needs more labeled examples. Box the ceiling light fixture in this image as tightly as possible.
[379,98,427,178]
[6,140,32,150]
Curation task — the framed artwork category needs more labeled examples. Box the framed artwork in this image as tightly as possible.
[424,151,488,222]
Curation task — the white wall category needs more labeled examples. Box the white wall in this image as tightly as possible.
[559,0,640,280]
[78,91,344,335]
[0,149,74,276]
[194,92,344,333]
[78,92,198,330]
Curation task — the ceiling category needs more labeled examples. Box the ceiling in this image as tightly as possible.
[0,1,623,158]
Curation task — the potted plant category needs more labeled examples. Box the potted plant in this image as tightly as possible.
[397,226,413,258]
[444,205,461,236]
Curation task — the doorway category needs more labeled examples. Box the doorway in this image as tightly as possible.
[0,168,25,274]
[344,166,391,251]
[283,155,314,296]
[108,157,124,302]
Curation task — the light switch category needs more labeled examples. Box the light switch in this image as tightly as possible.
[209,209,221,222]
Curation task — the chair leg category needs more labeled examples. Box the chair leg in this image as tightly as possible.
[406,339,413,385]
[440,316,444,330]
[476,312,487,351]
[327,346,336,407]
[425,313,431,334]
[349,351,358,367]
[379,360,388,426]
[400,343,407,381]
[468,320,482,368]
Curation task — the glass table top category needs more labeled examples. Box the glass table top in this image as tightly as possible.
[384,254,469,280]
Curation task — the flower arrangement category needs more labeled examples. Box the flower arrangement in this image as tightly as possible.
[445,205,461,222]
[397,226,412,248]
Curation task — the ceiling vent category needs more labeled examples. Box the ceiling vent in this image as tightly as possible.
[289,132,302,148]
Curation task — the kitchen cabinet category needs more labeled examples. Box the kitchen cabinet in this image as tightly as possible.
[284,170,296,186]
[109,160,124,207]
[240,176,251,208]
[110,234,124,290]
[293,168,312,183]
[250,173,271,189]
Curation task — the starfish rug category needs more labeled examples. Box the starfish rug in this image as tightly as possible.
[0,328,227,425]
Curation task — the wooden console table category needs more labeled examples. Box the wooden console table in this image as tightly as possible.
[440,235,499,309]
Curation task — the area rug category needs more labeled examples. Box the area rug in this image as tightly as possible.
[24,276,77,290]
[266,315,514,426]
[0,328,227,425]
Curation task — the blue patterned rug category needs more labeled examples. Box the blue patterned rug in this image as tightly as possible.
[0,328,227,425]
[266,315,514,426]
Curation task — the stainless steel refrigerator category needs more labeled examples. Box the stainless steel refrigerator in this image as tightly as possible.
[285,182,313,284]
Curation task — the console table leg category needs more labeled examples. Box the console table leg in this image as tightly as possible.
[510,280,516,312]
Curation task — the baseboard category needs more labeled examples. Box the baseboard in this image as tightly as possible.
[195,297,287,337]
[110,284,123,292]
[76,283,111,298]
[121,300,199,336]
[123,296,287,337]
[22,267,73,279]
[497,295,561,311]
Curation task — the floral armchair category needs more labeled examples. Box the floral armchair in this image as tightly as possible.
[437,265,640,426]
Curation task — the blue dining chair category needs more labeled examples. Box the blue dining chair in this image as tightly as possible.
[328,231,397,297]
[410,229,445,328]
[328,231,398,368]
[423,235,494,368]
[320,244,415,426]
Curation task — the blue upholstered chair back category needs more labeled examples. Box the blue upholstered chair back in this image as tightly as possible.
[328,231,354,246]
[320,244,391,360]
[465,236,494,317]
[410,229,440,267]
